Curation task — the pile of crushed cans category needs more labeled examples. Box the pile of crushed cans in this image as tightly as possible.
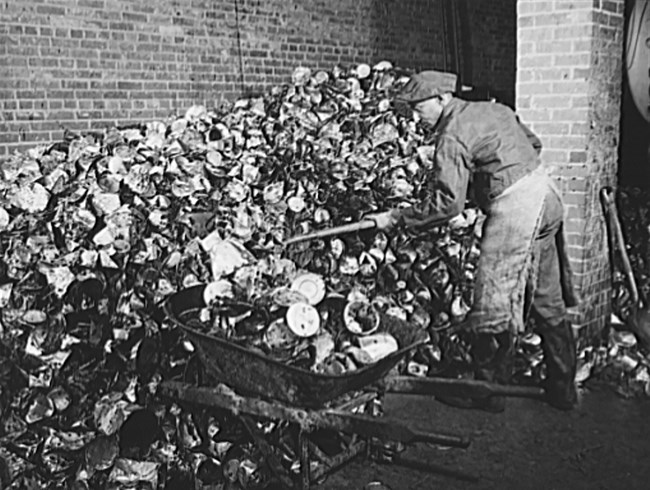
[0,60,482,490]
[0,61,648,489]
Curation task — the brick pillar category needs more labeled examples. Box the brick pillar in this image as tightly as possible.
[516,0,624,340]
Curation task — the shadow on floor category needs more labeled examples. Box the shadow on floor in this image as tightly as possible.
[320,386,650,490]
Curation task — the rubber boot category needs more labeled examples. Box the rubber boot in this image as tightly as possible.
[538,319,578,410]
[434,331,512,413]
[471,331,513,413]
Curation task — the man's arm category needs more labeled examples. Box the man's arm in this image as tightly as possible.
[393,135,470,229]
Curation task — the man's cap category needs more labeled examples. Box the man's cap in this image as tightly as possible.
[397,70,458,103]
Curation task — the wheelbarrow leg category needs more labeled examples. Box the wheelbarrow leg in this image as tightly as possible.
[308,436,366,483]
[240,415,295,489]
[299,429,310,490]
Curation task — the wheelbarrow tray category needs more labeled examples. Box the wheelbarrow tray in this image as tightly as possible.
[164,286,426,408]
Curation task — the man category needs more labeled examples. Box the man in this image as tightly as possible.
[369,70,579,411]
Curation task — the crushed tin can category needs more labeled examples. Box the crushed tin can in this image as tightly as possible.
[271,286,309,307]
[407,361,429,377]
[358,332,399,362]
[263,319,296,350]
[344,301,380,336]
[222,458,240,483]
[237,458,261,488]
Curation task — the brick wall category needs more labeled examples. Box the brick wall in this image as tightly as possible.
[516,0,624,340]
[0,0,515,156]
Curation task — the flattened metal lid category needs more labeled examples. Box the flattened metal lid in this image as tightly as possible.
[286,302,321,337]
[290,273,326,306]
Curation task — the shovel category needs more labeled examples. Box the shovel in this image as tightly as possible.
[600,187,639,304]
[283,218,377,246]
[600,187,650,350]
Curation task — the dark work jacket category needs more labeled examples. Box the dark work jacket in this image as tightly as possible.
[396,98,542,229]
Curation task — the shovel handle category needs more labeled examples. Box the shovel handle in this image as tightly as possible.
[284,219,377,246]
[600,187,640,305]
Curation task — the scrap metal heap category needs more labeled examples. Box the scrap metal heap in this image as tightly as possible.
[0,61,647,489]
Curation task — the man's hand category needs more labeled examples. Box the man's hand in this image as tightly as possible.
[366,210,399,231]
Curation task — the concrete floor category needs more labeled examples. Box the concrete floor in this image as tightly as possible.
[319,386,650,490]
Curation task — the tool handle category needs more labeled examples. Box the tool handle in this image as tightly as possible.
[611,199,640,305]
[600,188,640,305]
[385,376,545,400]
[323,410,470,448]
[284,219,376,246]
[409,429,471,448]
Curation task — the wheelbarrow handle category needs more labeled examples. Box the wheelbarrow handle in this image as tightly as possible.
[157,381,470,448]
[284,219,376,246]
[321,410,470,449]
[384,376,545,400]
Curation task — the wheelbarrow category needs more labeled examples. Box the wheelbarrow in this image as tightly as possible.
[159,285,544,489]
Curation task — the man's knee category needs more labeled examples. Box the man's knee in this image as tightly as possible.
[531,306,566,329]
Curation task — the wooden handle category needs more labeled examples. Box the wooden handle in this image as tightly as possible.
[611,200,640,305]
[283,219,376,246]
[385,376,545,400]
[601,188,640,305]
[323,410,470,448]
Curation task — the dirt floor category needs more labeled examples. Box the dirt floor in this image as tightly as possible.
[319,385,650,490]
